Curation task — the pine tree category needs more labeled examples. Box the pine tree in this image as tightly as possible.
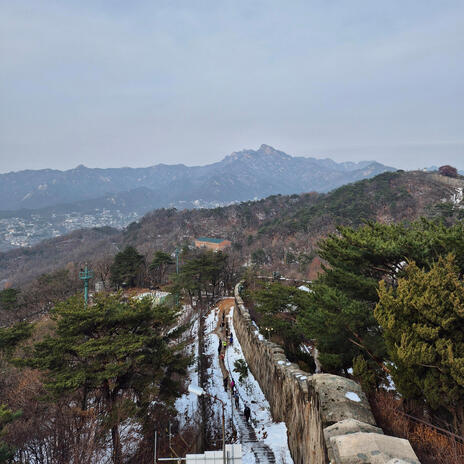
[24,293,191,464]
[0,322,34,356]
[298,220,464,375]
[110,246,145,288]
[170,251,228,304]
[0,289,20,313]
[149,251,174,285]
[375,255,464,434]
[0,405,21,463]
[253,282,310,361]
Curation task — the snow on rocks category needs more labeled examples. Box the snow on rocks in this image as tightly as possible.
[345,391,361,402]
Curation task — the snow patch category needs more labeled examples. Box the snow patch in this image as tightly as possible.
[452,187,463,205]
[345,391,361,402]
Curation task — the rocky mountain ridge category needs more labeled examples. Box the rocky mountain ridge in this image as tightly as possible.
[0,145,394,212]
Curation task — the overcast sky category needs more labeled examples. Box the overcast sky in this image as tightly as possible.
[1,0,463,173]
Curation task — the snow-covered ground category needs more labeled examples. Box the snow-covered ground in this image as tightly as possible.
[223,306,293,464]
[175,302,293,463]
[207,305,293,463]
[175,316,201,429]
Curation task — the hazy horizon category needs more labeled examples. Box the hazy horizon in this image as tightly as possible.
[1,142,463,174]
[1,1,463,173]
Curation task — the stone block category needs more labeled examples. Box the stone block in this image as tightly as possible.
[324,419,383,462]
[312,374,375,426]
[330,432,420,464]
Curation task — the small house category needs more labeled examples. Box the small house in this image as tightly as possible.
[194,237,231,251]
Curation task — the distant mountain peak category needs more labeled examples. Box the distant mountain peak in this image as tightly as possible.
[0,146,395,215]
[258,144,278,154]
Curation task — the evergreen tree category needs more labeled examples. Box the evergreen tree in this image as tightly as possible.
[110,246,145,288]
[0,289,20,313]
[0,405,21,464]
[298,220,464,375]
[375,255,464,434]
[253,282,310,361]
[24,293,190,464]
[170,251,228,304]
[0,322,34,356]
[149,251,174,285]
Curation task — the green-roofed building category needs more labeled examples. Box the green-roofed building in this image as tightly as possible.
[194,237,232,251]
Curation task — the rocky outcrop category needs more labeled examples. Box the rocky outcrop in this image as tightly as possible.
[234,283,420,464]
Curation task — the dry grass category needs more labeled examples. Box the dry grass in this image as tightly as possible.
[371,390,464,464]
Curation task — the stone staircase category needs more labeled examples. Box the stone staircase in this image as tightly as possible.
[233,407,276,463]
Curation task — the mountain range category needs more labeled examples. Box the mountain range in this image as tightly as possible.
[0,145,396,250]
[1,144,394,213]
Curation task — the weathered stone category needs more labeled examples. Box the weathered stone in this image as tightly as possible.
[330,432,420,464]
[312,374,375,427]
[324,419,383,462]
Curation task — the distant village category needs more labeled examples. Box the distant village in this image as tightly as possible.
[0,209,139,251]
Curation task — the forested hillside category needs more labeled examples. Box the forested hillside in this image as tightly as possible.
[0,170,462,289]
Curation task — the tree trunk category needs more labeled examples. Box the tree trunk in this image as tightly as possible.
[103,380,123,464]
[453,402,464,437]
[111,424,122,464]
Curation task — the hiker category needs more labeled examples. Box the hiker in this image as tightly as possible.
[230,378,235,391]
[220,353,225,363]
[225,327,229,338]
[218,340,222,355]
[244,405,251,423]
[222,312,225,323]
[223,340,227,350]
[229,333,233,345]
[223,375,228,392]
[234,391,239,408]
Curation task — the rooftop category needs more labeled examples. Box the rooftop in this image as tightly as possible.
[196,237,228,244]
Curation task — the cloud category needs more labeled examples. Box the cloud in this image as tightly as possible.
[0,0,463,171]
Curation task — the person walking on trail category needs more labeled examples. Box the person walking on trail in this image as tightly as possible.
[217,340,222,355]
[229,333,233,345]
[234,391,239,409]
[223,375,229,392]
[223,340,227,350]
[230,378,235,391]
[244,405,251,423]
[225,327,229,338]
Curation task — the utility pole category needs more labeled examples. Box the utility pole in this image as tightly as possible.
[188,386,226,464]
[175,247,180,275]
[175,248,180,306]
[79,264,93,307]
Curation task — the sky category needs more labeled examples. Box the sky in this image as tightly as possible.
[1,0,463,173]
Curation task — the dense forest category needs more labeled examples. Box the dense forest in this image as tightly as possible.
[1,170,463,291]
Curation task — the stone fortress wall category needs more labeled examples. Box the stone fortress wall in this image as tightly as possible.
[233,283,420,464]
